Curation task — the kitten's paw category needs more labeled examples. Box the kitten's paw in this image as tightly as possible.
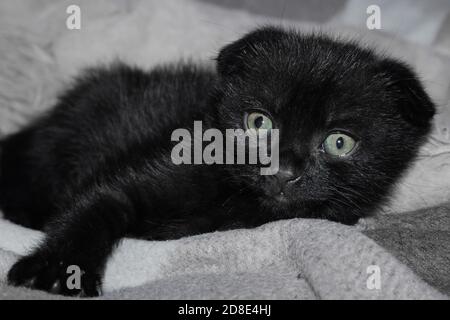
[7,252,102,297]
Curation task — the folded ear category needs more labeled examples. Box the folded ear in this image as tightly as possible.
[216,38,249,77]
[216,27,284,77]
[380,59,436,128]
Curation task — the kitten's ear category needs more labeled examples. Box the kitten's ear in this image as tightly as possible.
[216,39,250,77]
[216,27,282,77]
[381,60,435,127]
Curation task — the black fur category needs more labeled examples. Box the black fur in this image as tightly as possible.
[0,27,435,296]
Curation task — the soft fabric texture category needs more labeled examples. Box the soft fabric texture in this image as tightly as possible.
[0,210,448,300]
[0,0,449,299]
[363,206,450,295]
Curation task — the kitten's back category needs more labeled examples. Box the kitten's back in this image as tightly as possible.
[0,63,215,229]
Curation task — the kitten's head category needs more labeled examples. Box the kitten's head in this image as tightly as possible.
[214,27,435,224]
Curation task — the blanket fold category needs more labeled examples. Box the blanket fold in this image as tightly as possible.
[0,210,447,299]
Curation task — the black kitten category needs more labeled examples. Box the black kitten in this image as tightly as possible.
[1,27,435,296]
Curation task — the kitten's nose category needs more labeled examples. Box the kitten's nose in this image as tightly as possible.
[275,168,297,191]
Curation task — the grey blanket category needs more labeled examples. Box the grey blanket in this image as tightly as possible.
[0,206,448,299]
[0,0,449,300]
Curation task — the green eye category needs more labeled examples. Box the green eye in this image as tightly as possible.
[323,132,356,157]
[246,112,273,132]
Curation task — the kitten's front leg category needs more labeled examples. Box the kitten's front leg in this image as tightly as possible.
[7,190,135,297]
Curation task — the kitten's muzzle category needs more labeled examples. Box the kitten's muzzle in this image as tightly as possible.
[265,168,300,200]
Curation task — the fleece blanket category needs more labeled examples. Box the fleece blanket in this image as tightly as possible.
[0,0,449,299]
[0,206,448,300]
